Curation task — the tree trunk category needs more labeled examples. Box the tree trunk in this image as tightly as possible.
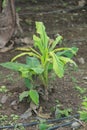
[0,0,16,48]
[0,0,3,12]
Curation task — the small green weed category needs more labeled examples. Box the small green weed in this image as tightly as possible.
[71,76,78,84]
[0,72,19,83]
[0,113,8,123]
[55,107,72,118]
[0,86,8,93]
[71,76,86,95]
[14,123,25,130]
[74,85,86,94]
[0,104,3,108]
[78,97,87,122]
[10,114,19,123]
[16,7,21,12]
[39,120,49,130]
[6,73,14,82]
[0,113,20,126]
[54,100,72,118]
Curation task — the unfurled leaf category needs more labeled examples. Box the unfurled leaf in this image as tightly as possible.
[26,56,40,67]
[59,56,77,66]
[26,56,44,74]
[56,47,78,58]
[19,67,29,78]
[24,78,33,89]
[29,89,39,105]
[50,52,64,78]
[32,67,44,74]
[62,47,78,58]
[0,62,29,71]
[33,35,43,54]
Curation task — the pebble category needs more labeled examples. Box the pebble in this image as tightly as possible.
[0,95,8,104]
[83,76,87,80]
[71,121,81,129]
[78,57,85,64]
[20,108,32,119]
[10,100,17,106]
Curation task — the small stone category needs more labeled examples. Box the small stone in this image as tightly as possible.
[10,100,17,106]
[21,37,33,45]
[20,108,32,119]
[71,121,81,129]
[83,77,87,80]
[1,95,8,104]
[78,57,85,64]
[78,0,86,7]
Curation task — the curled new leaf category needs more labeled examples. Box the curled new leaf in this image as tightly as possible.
[35,22,49,49]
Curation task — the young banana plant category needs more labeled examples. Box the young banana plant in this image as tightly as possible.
[0,22,78,101]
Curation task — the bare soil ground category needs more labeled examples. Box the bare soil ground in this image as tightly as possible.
[0,0,87,129]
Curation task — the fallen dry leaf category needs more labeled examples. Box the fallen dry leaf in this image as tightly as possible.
[78,0,86,7]
[0,42,14,52]
[37,106,51,119]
